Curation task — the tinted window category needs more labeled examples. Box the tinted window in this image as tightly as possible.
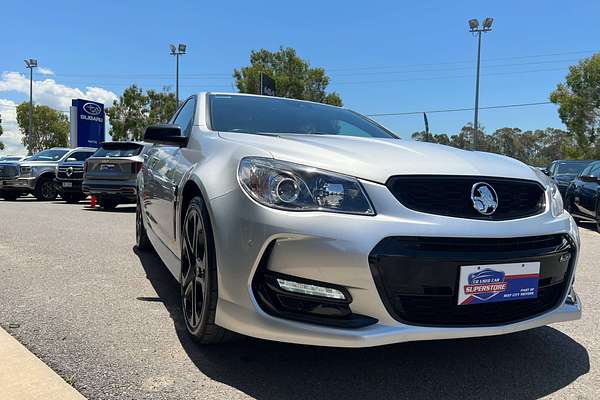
[173,98,196,136]
[67,151,94,161]
[580,164,594,176]
[209,95,395,139]
[94,143,143,157]
[590,163,600,177]
[556,161,591,175]
[28,149,69,161]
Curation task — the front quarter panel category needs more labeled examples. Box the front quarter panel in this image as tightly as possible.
[173,128,273,261]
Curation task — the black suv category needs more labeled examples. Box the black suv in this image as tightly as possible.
[55,147,97,203]
[565,160,600,231]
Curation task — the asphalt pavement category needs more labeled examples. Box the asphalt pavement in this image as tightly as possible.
[0,198,598,399]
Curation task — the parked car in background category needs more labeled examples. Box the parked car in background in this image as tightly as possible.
[0,155,25,162]
[544,160,593,198]
[55,147,97,203]
[0,148,75,201]
[565,160,600,231]
[82,141,149,210]
[136,93,581,347]
[0,157,26,200]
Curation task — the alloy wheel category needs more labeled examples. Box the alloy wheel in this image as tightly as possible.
[181,206,209,332]
[41,181,57,200]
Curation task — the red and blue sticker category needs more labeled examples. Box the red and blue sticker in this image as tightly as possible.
[458,262,540,305]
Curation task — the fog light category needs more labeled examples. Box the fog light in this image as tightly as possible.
[276,278,347,300]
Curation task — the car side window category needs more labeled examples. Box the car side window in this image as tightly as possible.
[549,162,557,175]
[590,163,600,177]
[69,151,94,161]
[172,97,196,137]
[580,164,594,177]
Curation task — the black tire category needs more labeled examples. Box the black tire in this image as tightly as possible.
[34,177,58,201]
[98,199,118,210]
[180,196,233,344]
[566,195,580,221]
[62,193,85,204]
[135,196,153,251]
[1,191,18,201]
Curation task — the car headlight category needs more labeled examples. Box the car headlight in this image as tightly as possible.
[550,182,564,217]
[20,166,32,177]
[238,157,375,215]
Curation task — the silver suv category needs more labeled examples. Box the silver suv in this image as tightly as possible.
[0,147,89,201]
[82,142,149,210]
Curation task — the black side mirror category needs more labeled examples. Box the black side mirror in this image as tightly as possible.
[143,124,188,146]
[580,175,599,183]
[541,168,551,176]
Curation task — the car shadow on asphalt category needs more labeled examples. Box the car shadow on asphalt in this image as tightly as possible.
[82,206,137,213]
[133,247,590,400]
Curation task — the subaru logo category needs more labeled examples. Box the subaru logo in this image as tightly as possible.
[83,102,102,116]
[471,182,498,215]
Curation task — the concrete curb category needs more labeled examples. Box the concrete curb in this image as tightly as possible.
[0,327,87,400]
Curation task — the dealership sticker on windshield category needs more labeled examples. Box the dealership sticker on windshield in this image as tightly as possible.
[458,262,540,305]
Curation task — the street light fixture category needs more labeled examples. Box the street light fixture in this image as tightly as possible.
[468,17,494,150]
[170,43,187,106]
[24,58,38,155]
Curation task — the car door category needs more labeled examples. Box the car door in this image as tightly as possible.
[144,96,197,251]
[572,163,594,216]
[579,163,600,217]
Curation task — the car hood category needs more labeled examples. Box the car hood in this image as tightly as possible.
[219,133,542,184]
[19,160,60,167]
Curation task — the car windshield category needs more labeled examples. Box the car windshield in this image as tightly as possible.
[209,94,396,139]
[556,162,590,175]
[28,149,69,161]
[93,144,143,157]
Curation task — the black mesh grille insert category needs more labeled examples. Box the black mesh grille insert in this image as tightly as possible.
[369,235,574,327]
[386,175,546,220]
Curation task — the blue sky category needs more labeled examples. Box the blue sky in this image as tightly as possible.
[1,0,599,154]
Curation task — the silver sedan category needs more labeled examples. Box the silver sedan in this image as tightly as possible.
[136,93,581,347]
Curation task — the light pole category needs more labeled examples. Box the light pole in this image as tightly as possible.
[468,17,493,150]
[24,58,38,155]
[169,43,187,106]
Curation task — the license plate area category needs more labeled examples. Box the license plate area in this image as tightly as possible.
[62,182,72,188]
[458,262,540,305]
[100,164,116,171]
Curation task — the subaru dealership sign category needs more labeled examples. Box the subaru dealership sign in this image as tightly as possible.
[69,99,105,148]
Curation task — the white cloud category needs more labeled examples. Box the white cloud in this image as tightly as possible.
[0,71,118,155]
[37,67,54,76]
[0,71,118,111]
[0,99,26,155]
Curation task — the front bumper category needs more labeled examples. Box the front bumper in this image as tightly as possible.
[208,180,581,347]
[0,177,36,191]
[55,179,84,193]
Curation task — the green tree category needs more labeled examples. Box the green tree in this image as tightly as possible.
[16,103,68,154]
[410,131,451,145]
[147,88,177,125]
[550,53,600,157]
[491,127,521,159]
[106,85,178,141]
[234,47,342,106]
[106,85,148,141]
